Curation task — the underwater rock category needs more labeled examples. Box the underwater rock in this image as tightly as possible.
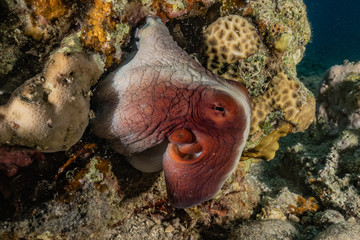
[0,156,124,239]
[313,222,360,240]
[0,153,263,239]
[318,61,360,130]
[314,210,345,227]
[0,34,104,152]
[282,128,360,219]
[279,63,360,219]
[229,219,301,240]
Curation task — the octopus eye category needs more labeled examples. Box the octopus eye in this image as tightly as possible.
[210,104,227,118]
[215,106,224,112]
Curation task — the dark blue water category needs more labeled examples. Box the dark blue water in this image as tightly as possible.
[298,0,360,76]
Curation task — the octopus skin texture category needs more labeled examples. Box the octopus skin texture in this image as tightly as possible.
[92,17,251,208]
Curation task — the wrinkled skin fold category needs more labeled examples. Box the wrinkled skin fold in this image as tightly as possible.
[92,17,251,208]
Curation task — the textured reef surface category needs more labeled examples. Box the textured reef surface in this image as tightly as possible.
[0,0,359,239]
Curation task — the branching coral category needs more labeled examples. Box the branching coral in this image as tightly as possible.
[287,196,319,216]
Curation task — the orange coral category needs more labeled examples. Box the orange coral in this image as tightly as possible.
[81,0,116,55]
[24,0,69,20]
[287,196,319,215]
[81,0,130,66]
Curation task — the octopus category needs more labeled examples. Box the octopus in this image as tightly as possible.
[92,17,251,208]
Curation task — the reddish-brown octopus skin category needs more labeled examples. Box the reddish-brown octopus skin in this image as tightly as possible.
[92,17,251,208]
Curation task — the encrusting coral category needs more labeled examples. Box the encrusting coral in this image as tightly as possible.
[21,0,73,41]
[0,35,104,152]
[80,0,131,67]
[24,0,69,21]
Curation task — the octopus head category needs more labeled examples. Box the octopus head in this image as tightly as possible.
[92,16,251,208]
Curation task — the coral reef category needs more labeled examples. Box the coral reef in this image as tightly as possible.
[202,0,315,161]
[0,34,104,152]
[318,61,360,130]
[2,0,356,239]
[279,63,360,220]
[243,72,315,160]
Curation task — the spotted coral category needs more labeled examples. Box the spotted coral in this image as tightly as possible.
[204,15,267,96]
[251,72,315,134]
[243,72,315,158]
[204,15,262,69]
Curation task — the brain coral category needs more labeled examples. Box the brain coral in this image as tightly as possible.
[202,0,314,161]
[204,15,262,65]
[242,72,315,160]
[250,72,315,134]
